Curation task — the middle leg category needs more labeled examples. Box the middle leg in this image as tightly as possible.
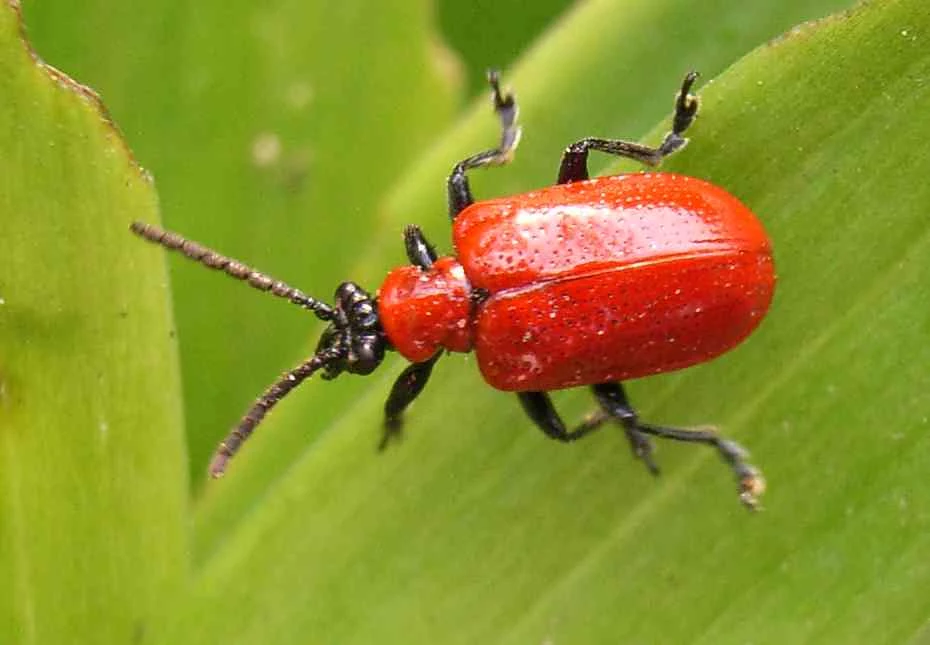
[517,390,608,443]
[517,390,658,474]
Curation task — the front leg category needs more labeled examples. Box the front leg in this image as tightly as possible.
[403,225,438,270]
[380,353,441,450]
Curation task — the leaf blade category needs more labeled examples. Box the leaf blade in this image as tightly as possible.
[0,5,188,644]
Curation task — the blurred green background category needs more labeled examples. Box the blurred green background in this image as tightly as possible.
[3,0,930,643]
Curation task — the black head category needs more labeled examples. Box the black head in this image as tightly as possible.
[315,281,387,380]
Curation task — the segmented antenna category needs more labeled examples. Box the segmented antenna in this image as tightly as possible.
[130,221,334,320]
[208,348,342,477]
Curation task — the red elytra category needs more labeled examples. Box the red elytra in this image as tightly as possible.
[131,70,772,508]
[380,172,774,392]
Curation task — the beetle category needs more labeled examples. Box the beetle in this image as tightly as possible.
[133,70,774,508]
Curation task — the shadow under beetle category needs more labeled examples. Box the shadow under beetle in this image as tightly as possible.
[132,70,774,508]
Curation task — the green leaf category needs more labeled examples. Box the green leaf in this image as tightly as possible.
[0,5,186,645]
[13,0,929,643]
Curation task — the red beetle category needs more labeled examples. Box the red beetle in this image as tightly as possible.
[133,71,773,508]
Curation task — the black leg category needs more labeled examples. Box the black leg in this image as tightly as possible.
[557,72,700,184]
[447,70,522,219]
[403,225,439,270]
[591,382,765,509]
[380,353,441,450]
[517,391,607,443]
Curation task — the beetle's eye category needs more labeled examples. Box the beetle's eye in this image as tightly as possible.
[351,300,379,329]
[335,281,361,306]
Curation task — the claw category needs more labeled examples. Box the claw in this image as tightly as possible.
[378,418,404,452]
[736,464,766,511]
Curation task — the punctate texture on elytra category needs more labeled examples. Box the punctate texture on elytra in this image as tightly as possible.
[381,173,774,391]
